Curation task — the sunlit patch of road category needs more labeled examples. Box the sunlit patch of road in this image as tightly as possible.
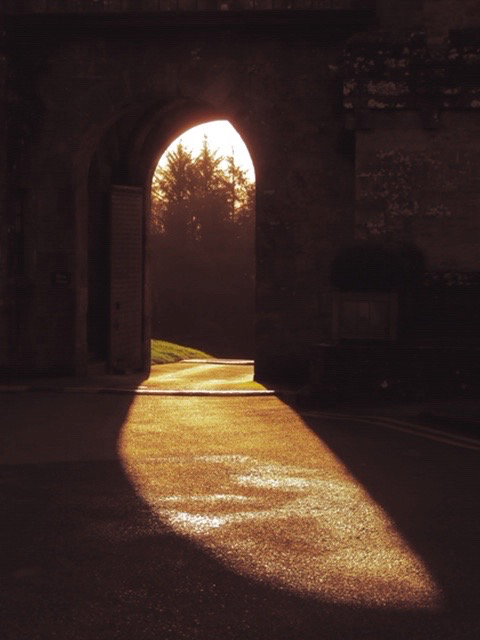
[119,396,442,610]
[142,362,259,390]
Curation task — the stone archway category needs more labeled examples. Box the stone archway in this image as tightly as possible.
[86,100,257,374]
[2,10,362,381]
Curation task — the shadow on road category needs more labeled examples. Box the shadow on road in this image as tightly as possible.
[1,391,479,639]
[290,402,480,629]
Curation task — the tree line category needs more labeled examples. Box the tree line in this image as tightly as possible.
[151,137,255,357]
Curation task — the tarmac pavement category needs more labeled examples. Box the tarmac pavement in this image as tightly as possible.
[1,361,480,639]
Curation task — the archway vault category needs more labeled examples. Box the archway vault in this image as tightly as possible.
[86,98,257,375]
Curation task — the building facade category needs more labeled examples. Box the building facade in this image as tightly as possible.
[0,1,479,386]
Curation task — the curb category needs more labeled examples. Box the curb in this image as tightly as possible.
[0,385,277,397]
[181,359,254,366]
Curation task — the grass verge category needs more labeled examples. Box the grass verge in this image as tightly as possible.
[151,340,213,365]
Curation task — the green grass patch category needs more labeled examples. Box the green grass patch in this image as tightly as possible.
[151,340,213,364]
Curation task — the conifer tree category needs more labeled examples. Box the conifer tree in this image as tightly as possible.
[150,136,255,357]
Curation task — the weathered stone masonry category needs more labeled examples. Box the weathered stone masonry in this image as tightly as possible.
[1,2,480,386]
[311,25,480,390]
[343,31,480,340]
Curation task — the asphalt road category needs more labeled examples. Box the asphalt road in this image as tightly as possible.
[1,388,479,639]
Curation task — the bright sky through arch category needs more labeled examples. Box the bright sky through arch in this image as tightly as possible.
[157,120,255,181]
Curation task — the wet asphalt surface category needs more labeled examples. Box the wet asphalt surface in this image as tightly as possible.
[1,380,480,639]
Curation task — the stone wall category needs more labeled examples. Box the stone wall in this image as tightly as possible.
[0,54,8,370]
[424,0,480,43]
[342,30,480,267]
[342,29,480,344]
[355,121,480,270]
[1,0,374,14]
[3,3,480,382]
[2,14,364,378]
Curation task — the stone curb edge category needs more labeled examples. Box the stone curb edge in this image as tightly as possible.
[0,385,277,397]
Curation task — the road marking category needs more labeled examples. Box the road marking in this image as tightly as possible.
[365,415,480,446]
[301,411,480,451]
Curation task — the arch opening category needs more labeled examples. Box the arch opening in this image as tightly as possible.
[150,120,256,360]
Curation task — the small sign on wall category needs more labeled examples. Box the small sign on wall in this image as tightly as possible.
[51,272,71,286]
[333,291,398,342]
